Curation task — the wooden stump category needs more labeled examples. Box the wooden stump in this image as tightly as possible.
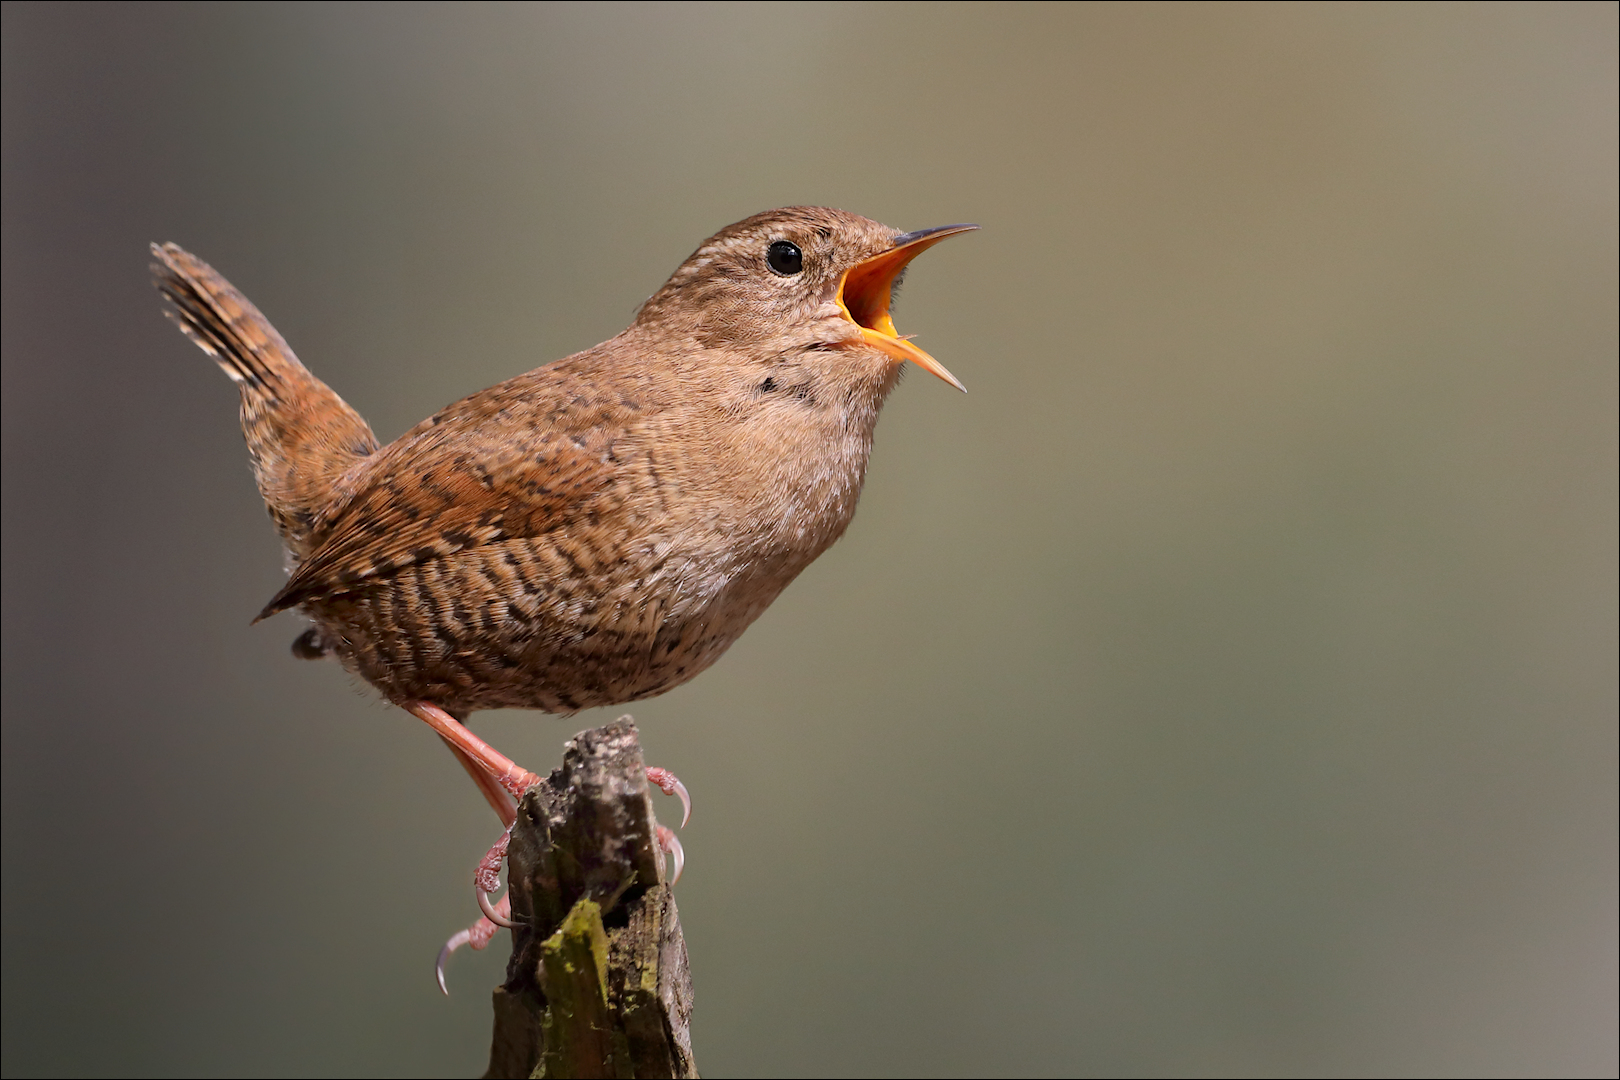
[483,717,696,1079]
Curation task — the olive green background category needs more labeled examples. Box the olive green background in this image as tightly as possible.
[3,3,1614,1076]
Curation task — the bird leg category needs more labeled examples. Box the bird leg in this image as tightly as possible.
[418,702,693,991]
[406,700,539,798]
[413,702,534,992]
[444,737,519,826]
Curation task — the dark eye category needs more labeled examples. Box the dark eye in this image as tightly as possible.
[767,240,802,275]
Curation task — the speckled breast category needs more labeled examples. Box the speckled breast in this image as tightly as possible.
[306,529,800,715]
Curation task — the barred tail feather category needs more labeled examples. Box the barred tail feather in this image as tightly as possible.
[151,242,302,392]
[151,242,380,559]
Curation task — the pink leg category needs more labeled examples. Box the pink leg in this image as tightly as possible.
[405,700,539,799]
[444,739,518,827]
[409,703,536,993]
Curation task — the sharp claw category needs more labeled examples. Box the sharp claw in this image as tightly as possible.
[436,897,508,995]
[478,887,516,928]
[437,928,473,995]
[667,830,685,884]
[646,766,692,828]
[657,823,685,885]
[670,776,691,829]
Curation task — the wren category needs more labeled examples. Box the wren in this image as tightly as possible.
[152,207,974,966]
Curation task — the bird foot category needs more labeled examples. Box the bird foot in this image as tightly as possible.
[436,893,509,995]
[644,767,688,884]
[475,822,516,928]
[435,753,688,992]
[438,823,517,994]
[645,765,691,828]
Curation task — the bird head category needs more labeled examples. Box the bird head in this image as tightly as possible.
[635,206,976,393]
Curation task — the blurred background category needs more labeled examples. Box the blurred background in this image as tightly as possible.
[3,3,1614,1076]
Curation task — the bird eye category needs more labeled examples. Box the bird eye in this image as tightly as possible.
[766,240,803,276]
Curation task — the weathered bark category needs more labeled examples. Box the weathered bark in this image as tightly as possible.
[484,717,697,1079]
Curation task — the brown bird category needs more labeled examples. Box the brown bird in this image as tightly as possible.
[151,206,974,978]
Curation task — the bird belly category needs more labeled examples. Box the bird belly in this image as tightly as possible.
[307,533,797,715]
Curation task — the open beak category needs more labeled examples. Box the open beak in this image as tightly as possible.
[837,223,978,392]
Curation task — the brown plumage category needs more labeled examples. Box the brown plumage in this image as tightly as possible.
[154,208,974,720]
[154,206,975,970]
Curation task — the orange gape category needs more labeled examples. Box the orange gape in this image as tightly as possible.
[151,207,975,984]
